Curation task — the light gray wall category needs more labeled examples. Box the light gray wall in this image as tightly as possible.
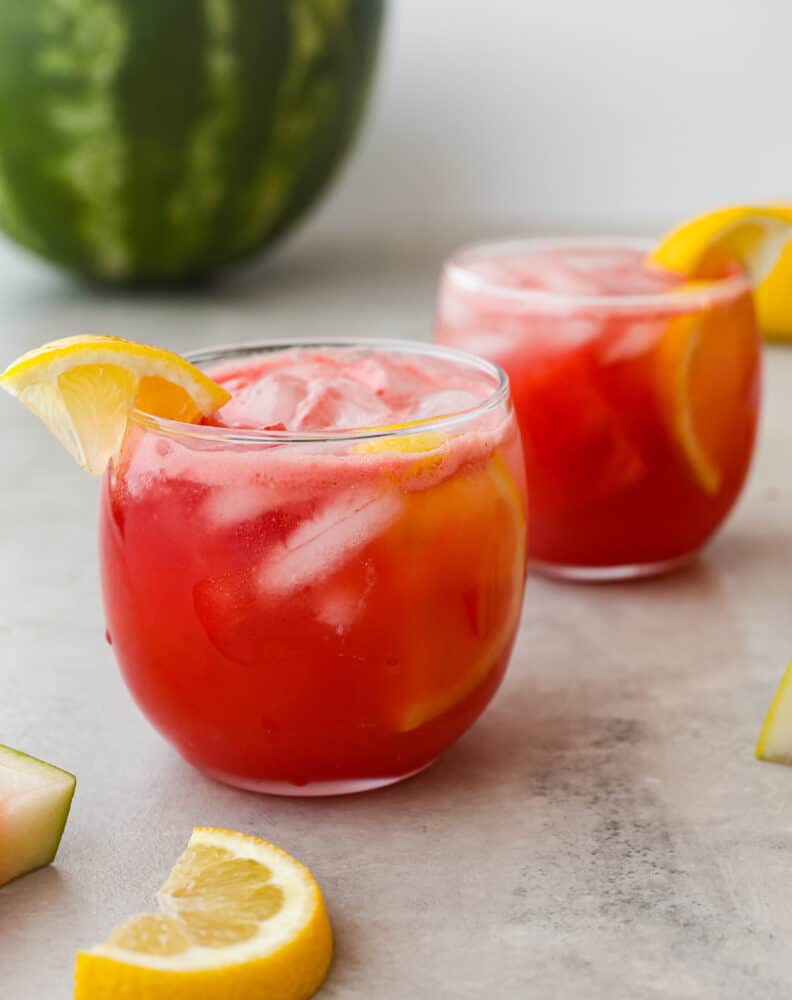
[307,0,792,243]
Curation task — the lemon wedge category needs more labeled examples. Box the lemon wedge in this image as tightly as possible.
[0,335,230,473]
[756,662,792,765]
[74,827,332,1000]
[650,204,792,339]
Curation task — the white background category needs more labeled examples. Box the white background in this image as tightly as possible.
[308,0,792,244]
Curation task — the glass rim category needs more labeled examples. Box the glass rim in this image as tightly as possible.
[442,235,752,312]
[130,337,511,444]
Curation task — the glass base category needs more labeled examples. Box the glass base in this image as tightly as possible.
[201,763,432,797]
[531,551,698,583]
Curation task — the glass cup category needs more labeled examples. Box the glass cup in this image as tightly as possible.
[435,238,761,581]
[100,339,527,795]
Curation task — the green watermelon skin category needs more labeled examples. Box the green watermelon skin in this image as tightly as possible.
[0,0,384,283]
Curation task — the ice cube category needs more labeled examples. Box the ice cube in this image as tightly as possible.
[439,327,524,360]
[258,487,403,596]
[315,588,362,634]
[555,317,604,349]
[462,247,680,298]
[512,254,604,295]
[600,321,664,364]
[345,355,391,394]
[314,564,375,634]
[202,484,286,527]
[348,354,429,400]
[216,372,305,430]
[293,375,392,431]
[412,388,483,421]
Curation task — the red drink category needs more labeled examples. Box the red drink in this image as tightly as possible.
[436,240,761,580]
[100,341,526,794]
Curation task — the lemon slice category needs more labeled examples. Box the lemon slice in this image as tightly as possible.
[74,827,332,1000]
[355,430,449,481]
[0,335,230,473]
[356,430,448,454]
[655,294,759,494]
[756,662,792,765]
[398,453,527,731]
[649,204,792,339]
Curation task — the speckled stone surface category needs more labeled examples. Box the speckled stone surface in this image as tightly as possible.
[3,236,792,999]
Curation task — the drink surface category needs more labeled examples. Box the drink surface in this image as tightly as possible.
[203,347,492,432]
[100,345,526,792]
[437,242,761,575]
[453,245,682,298]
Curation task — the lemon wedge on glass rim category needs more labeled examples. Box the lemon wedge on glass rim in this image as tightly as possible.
[649,203,792,340]
[74,827,333,1000]
[0,335,230,474]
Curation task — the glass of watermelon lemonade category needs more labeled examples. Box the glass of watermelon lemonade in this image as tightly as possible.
[435,239,761,580]
[100,339,527,795]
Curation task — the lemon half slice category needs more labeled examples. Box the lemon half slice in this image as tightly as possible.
[756,662,792,765]
[355,430,449,482]
[398,453,527,731]
[650,204,792,339]
[0,335,230,473]
[655,293,759,494]
[74,827,332,1000]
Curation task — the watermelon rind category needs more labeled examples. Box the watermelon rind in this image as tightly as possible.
[0,743,76,887]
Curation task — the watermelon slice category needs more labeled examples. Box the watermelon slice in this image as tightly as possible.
[0,744,76,887]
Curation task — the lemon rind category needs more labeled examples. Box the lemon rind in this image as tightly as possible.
[1,337,229,415]
[82,828,328,974]
[649,204,792,284]
[756,662,792,764]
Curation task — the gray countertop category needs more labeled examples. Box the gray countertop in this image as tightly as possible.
[3,235,792,1000]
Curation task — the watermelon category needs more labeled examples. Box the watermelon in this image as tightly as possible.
[0,0,384,284]
[0,744,76,886]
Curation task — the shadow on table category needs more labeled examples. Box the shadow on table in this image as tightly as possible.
[384,557,744,810]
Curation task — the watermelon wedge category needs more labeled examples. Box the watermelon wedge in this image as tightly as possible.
[0,744,76,887]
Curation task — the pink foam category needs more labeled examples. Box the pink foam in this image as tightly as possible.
[461,247,683,298]
[203,347,491,433]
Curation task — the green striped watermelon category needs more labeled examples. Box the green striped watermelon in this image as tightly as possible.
[0,0,383,283]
